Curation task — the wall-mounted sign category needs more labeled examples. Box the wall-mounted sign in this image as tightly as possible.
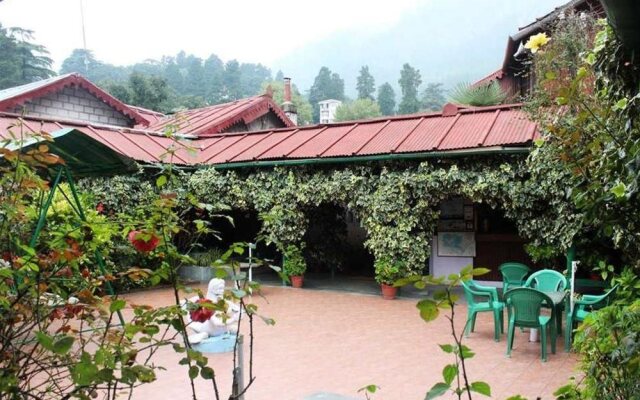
[437,232,476,257]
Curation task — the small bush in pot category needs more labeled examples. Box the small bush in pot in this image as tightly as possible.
[374,257,405,299]
[283,244,307,288]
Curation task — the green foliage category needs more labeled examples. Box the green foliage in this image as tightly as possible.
[356,65,376,101]
[569,300,640,399]
[398,63,422,114]
[61,48,272,107]
[189,248,225,267]
[377,82,396,116]
[309,66,346,122]
[526,16,640,266]
[449,81,506,107]
[334,98,382,122]
[421,82,446,112]
[282,244,306,276]
[373,257,405,285]
[0,24,54,89]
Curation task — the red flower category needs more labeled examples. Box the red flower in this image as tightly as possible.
[96,202,105,214]
[127,230,160,253]
[189,299,214,323]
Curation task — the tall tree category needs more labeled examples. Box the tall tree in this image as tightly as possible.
[377,82,396,116]
[60,48,128,83]
[104,73,172,112]
[308,67,345,122]
[334,99,381,122]
[398,63,422,114]
[239,63,271,98]
[222,60,242,101]
[0,24,54,89]
[203,54,224,104]
[421,82,446,111]
[356,65,376,100]
[274,70,284,82]
[183,54,205,98]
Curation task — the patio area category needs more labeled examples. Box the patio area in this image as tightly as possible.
[124,284,579,400]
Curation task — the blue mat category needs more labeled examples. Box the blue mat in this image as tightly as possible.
[191,333,236,353]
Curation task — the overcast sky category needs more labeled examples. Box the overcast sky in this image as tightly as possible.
[1,0,428,68]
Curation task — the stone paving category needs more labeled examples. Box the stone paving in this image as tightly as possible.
[123,283,579,400]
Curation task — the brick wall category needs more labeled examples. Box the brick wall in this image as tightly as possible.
[11,85,133,127]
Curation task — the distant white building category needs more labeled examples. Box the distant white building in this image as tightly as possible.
[318,99,342,124]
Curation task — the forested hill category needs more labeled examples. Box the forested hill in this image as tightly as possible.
[273,0,567,95]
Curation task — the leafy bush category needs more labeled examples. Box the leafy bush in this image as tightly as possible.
[373,257,405,285]
[449,82,507,107]
[282,244,306,276]
[558,301,640,399]
[188,248,225,267]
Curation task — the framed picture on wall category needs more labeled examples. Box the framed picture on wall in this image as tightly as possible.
[437,232,476,257]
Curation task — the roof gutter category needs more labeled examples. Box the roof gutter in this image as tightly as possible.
[208,146,531,170]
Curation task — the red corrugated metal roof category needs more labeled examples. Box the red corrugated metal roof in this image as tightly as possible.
[145,94,295,137]
[0,103,538,168]
[0,74,150,126]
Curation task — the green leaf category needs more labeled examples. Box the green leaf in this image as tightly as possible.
[425,382,450,400]
[35,331,54,351]
[576,67,588,79]
[416,299,439,322]
[442,364,458,385]
[110,298,126,313]
[188,365,199,380]
[358,384,379,394]
[53,335,75,355]
[438,344,454,353]
[544,71,556,80]
[611,182,626,198]
[469,381,491,397]
[200,367,215,380]
[472,267,490,277]
[613,98,628,111]
[459,345,475,359]
[156,175,167,188]
[556,96,568,105]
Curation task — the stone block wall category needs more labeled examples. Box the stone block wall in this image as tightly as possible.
[11,85,133,127]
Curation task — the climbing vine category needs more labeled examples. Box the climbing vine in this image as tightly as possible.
[80,154,582,279]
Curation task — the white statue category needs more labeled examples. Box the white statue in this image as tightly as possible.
[183,278,240,344]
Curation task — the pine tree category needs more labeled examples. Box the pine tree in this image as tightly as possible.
[308,67,345,122]
[377,83,396,116]
[356,65,375,100]
[421,82,446,111]
[398,63,422,114]
[0,24,54,89]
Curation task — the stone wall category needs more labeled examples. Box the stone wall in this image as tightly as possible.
[12,85,133,127]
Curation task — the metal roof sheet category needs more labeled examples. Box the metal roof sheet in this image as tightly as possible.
[145,95,295,136]
[1,103,538,168]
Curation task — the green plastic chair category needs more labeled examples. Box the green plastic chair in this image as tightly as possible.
[525,269,568,334]
[564,285,618,351]
[504,288,556,362]
[499,262,530,292]
[461,280,504,342]
[524,269,568,292]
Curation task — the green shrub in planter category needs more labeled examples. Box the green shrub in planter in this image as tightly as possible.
[282,244,306,276]
[374,257,405,285]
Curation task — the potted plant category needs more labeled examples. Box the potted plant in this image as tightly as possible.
[283,244,307,288]
[179,248,225,282]
[374,257,404,300]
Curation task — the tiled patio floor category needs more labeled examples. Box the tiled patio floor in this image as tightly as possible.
[123,284,578,400]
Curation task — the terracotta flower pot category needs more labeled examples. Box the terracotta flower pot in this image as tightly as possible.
[380,284,398,300]
[290,275,304,288]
